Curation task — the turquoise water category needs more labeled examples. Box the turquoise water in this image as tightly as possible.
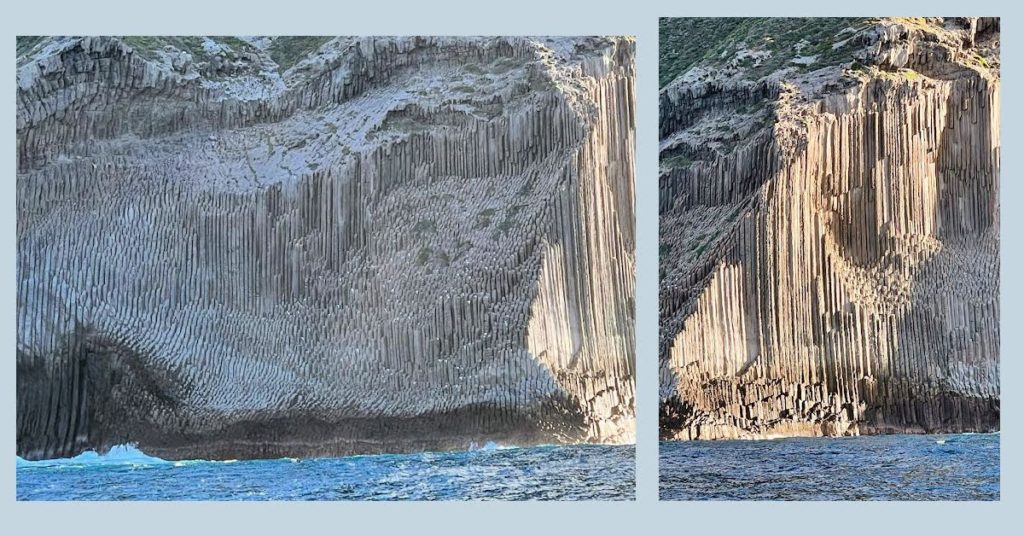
[660,433,999,500]
[17,443,635,501]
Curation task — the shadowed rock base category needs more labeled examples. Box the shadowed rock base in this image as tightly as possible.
[17,338,589,460]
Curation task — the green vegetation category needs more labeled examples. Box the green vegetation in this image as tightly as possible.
[693,241,709,256]
[416,247,432,266]
[661,153,692,169]
[728,204,745,222]
[475,208,496,229]
[413,219,437,234]
[121,36,168,60]
[660,18,747,87]
[261,133,272,154]
[268,36,332,72]
[689,226,727,256]
[659,17,871,87]
[735,100,767,114]
[451,239,472,262]
[890,17,932,30]
[16,36,46,58]
[527,70,555,92]
[212,36,257,54]
[120,36,212,61]
[491,56,519,74]
[118,36,255,63]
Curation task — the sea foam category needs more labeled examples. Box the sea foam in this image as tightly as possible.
[16,444,169,468]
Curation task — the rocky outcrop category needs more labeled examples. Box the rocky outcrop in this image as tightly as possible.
[659,18,999,440]
[16,36,636,460]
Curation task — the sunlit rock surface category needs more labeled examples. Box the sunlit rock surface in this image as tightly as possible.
[659,18,999,440]
[16,36,636,460]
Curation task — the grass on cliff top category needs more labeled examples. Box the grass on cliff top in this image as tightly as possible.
[659,17,871,87]
[119,36,257,62]
[661,153,692,169]
[16,36,47,59]
[268,36,333,72]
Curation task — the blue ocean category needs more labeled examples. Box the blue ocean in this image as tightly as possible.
[660,433,999,500]
[17,443,635,501]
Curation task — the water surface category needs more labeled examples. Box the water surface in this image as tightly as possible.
[660,433,998,500]
[18,443,635,501]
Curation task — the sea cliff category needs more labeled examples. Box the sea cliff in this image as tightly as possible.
[16,36,636,459]
[659,18,999,440]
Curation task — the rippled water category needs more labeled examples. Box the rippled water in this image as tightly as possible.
[17,443,634,501]
[660,433,999,500]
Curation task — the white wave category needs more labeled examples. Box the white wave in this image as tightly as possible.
[16,444,169,468]
[467,440,521,452]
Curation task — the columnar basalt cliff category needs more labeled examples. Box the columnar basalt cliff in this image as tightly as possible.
[659,18,999,440]
[16,36,636,460]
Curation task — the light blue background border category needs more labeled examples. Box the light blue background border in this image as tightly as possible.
[0,1,1016,533]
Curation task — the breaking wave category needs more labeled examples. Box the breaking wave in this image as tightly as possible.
[16,444,169,469]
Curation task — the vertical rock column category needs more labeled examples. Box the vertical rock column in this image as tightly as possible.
[17,36,639,460]
[527,40,637,443]
[662,69,999,440]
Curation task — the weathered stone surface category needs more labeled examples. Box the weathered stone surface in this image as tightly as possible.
[659,18,999,440]
[16,36,636,460]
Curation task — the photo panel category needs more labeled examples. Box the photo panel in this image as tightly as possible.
[658,17,1000,500]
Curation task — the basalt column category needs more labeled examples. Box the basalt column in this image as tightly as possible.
[659,18,999,440]
[16,36,636,460]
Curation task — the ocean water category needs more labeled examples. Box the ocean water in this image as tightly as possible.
[660,433,999,500]
[17,443,635,501]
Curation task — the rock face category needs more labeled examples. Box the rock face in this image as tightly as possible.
[16,36,636,460]
[659,18,999,440]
